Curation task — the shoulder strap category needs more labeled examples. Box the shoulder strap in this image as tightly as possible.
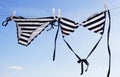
[106,10,111,77]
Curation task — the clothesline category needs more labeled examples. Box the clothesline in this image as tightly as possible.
[0,6,120,17]
[109,6,120,11]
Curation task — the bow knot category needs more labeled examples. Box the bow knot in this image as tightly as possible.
[77,59,89,75]
[2,17,12,26]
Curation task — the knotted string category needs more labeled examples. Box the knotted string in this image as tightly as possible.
[77,59,89,75]
[63,37,89,75]
[2,16,12,26]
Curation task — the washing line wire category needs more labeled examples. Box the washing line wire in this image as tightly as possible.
[0,6,120,17]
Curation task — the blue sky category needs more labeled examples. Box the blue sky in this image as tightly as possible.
[0,0,120,77]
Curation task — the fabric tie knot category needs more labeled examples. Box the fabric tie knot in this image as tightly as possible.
[77,59,89,75]
[2,17,12,26]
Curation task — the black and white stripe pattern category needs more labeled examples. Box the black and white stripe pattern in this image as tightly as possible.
[12,16,55,46]
[82,11,106,35]
[59,17,79,37]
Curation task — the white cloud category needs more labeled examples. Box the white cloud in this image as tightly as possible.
[8,66,24,71]
[0,72,12,77]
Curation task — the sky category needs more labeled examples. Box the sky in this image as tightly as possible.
[0,0,120,77]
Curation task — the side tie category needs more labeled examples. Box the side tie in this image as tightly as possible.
[2,17,12,26]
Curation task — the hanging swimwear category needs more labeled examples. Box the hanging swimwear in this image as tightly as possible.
[2,9,111,77]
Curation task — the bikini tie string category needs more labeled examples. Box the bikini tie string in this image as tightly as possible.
[77,59,89,75]
[2,17,12,26]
